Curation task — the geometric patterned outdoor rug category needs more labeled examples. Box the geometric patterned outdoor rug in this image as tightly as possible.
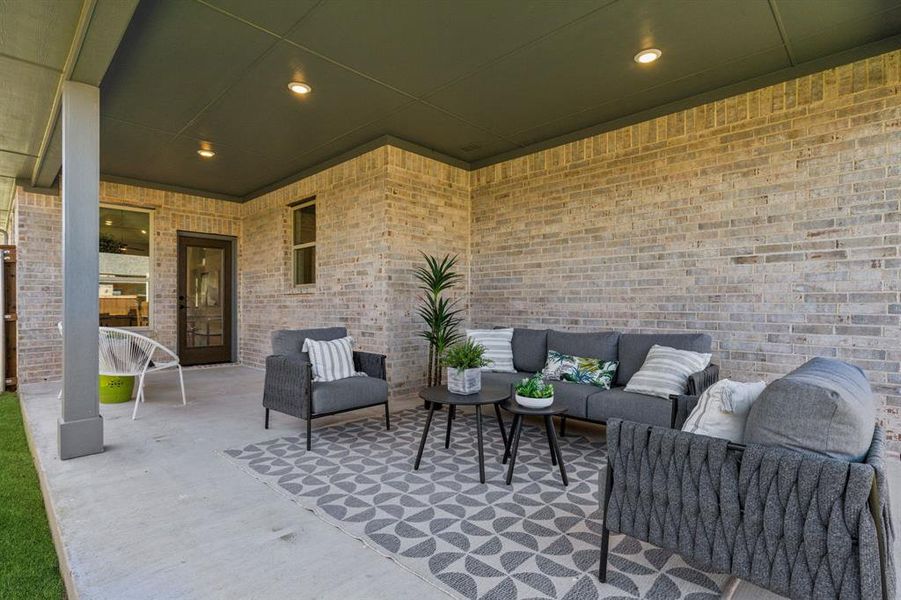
[223,408,726,600]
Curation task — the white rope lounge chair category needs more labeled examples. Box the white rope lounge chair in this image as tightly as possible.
[98,327,186,419]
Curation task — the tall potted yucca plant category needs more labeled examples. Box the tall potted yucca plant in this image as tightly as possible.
[415,253,463,387]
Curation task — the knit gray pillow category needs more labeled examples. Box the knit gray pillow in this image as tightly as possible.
[744,358,875,461]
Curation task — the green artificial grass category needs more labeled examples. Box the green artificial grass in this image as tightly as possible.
[0,393,66,599]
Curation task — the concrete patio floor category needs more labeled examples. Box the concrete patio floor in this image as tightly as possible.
[19,366,901,600]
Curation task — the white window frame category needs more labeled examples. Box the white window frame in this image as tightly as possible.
[291,197,316,287]
[99,203,154,330]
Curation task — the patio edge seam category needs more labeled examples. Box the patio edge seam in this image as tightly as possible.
[19,389,81,600]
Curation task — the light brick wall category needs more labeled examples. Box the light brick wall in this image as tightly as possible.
[470,51,901,449]
[15,191,63,383]
[15,183,242,384]
[13,50,900,450]
[15,147,470,397]
[239,147,392,371]
[238,146,471,396]
[384,147,470,396]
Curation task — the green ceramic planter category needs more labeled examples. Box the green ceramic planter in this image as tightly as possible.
[99,375,135,404]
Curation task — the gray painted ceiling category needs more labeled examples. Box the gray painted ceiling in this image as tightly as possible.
[0,1,81,201]
[0,0,136,230]
[6,0,901,203]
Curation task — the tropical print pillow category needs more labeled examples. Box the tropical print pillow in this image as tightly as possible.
[541,351,618,389]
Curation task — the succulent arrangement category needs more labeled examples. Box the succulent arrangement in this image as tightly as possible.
[515,373,554,399]
[443,339,490,372]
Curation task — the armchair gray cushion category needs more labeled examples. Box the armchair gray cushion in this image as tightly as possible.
[512,328,548,373]
[548,330,619,362]
[616,333,711,386]
[744,357,876,461]
[312,376,388,414]
[586,387,673,427]
[271,327,347,362]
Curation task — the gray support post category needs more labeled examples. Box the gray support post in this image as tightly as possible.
[58,81,103,460]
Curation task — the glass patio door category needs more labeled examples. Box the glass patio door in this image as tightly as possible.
[177,234,233,366]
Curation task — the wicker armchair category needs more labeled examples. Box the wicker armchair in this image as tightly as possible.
[262,327,389,450]
[599,416,895,600]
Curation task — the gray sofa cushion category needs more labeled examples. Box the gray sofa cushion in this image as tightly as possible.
[546,381,592,419]
[512,328,548,373]
[586,387,673,427]
[744,357,876,461]
[616,333,711,386]
[312,376,388,414]
[272,327,347,362]
[547,330,619,363]
[482,371,529,391]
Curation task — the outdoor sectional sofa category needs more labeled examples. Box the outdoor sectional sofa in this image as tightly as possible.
[481,329,719,430]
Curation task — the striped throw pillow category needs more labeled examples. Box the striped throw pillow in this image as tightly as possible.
[624,344,712,399]
[302,336,364,382]
[682,379,766,443]
[466,329,516,373]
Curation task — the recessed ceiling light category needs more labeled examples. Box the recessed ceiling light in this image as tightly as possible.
[634,48,662,64]
[197,148,215,158]
[288,81,312,95]
[104,219,113,226]
[140,229,147,235]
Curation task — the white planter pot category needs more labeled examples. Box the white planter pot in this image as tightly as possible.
[515,393,554,409]
[447,367,482,395]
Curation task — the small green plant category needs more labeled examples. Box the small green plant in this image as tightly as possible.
[443,339,490,373]
[515,373,554,399]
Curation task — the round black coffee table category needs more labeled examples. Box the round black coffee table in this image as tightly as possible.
[415,385,510,484]
[501,398,568,486]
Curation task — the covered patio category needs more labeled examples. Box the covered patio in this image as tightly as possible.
[30,366,899,600]
[21,366,435,600]
[3,1,901,599]
[20,365,901,600]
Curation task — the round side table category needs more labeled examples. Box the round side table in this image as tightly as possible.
[500,398,568,486]
[415,385,510,484]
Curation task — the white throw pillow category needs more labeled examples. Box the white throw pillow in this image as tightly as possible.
[466,328,516,373]
[682,379,767,443]
[302,336,364,382]
[623,344,712,399]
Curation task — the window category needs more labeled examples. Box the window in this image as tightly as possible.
[99,206,151,327]
[291,198,316,285]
